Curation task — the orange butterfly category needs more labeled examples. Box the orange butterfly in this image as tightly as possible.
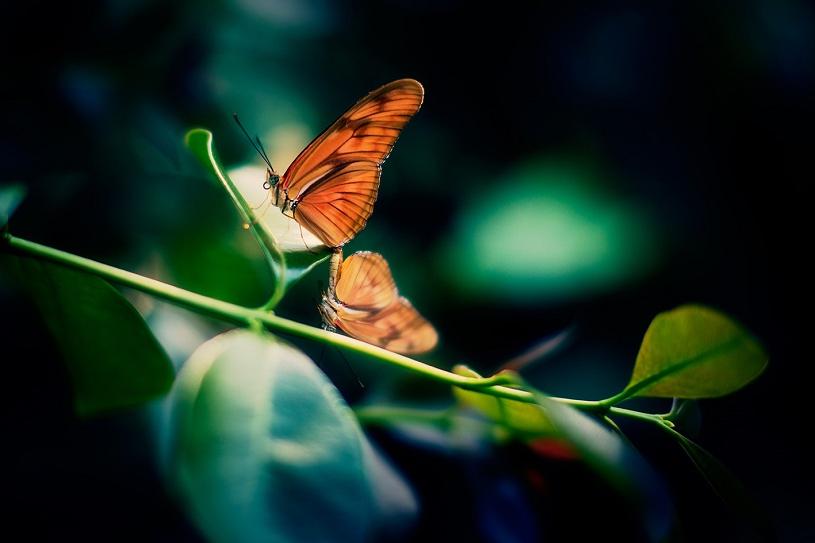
[319,251,438,355]
[238,79,424,248]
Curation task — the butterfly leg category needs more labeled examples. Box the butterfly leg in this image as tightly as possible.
[334,346,365,390]
[249,189,272,213]
[321,322,337,333]
[295,221,323,255]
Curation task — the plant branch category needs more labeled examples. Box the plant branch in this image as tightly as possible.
[2,234,524,395]
[606,406,671,426]
[184,129,288,308]
[596,339,745,408]
[2,233,680,427]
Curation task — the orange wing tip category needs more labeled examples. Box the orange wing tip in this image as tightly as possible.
[406,325,439,355]
[390,78,424,93]
[280,78,424,248]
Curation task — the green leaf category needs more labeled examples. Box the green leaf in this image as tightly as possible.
[624,305,768,399]
[184,129,234,186]
[667,428,773,539]
[184,128,284,297]
[227,164,331,302]
[184,129,329,307]
[1,184,25,227]
[279,249,330,291]
[163,234,271,307]
[536,395,672,540]
[452,366,554,436]
[10,255,174,415]
[166,330,414,543]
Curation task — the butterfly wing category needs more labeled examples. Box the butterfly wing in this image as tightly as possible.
[326,250,438,354]
[335,251,398,310]
[335,297,438,355]
[282,79,424,247]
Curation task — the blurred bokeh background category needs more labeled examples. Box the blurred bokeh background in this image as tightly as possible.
[1,0,811,541]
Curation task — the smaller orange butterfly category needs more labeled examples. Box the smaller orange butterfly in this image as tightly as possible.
[319,251,438,355]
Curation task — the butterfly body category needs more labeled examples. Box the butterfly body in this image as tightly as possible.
[319,251,437,355]
[317,297,339,333]
[264,172,288,212]
[260,79,424,248]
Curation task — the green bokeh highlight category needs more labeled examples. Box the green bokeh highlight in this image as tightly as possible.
[441,161,658,303]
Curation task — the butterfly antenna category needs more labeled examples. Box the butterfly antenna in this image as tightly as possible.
[232,113,275,171]
[254,135,275,171]
[254,194,276,219]
[249,188,272,211]
[313,290,363,389]
[314,343,327,371]
[334,345,365,390]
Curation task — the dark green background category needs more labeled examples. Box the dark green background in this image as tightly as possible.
[1,1,810,541]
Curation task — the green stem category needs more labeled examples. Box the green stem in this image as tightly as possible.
[605,406,669,426]
[353,401,672,431]
[548,396,608,412]
[1,233,681,428]
[185,129,287,308]
[1,234,524,395]
[549,398,671,427]
[4,234,260,326]
[596,339,744,408]
[596,389,636,409]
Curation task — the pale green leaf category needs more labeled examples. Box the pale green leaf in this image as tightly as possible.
[452,366,553,436]
[184,129,328,304]
[625,305,767,399]
[165,329,414,543]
